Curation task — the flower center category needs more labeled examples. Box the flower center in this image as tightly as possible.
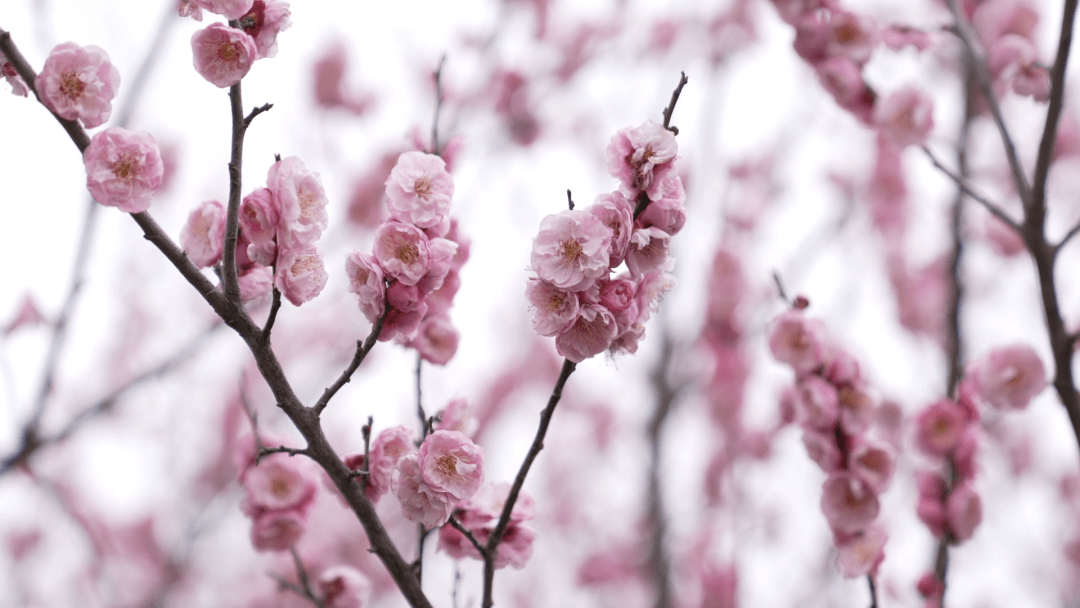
[59,70,86,99]
[111,154,139,181]
[558,238,582,262]
[413,176,433,199]
[397,242,420,265]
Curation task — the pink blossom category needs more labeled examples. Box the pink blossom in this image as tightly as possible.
[915,399,968,457]
[269,156,329,251]
[850,441,894,493]
[606,121,679,201]
[526,278,580,337]
[275,246,327,306]
[838,385,875,435]
[194,0,254,19]
[180,200,227,268]
[946,482,982,541]
[410,313,460,365]
[36,42,119,128]
[825,351,861,387]
[968,344,1046,411]
[418,430,484,501]
[319,566,373,608]
[556,303,619,362]
[178,0,203,20]
[249,509,306,552]
[435,398,478,437]
[241,456,317,513]
[767,310,826,375]
[588,191,634,267]
[1,58,29,97]
[880,25,932,51]
[392,453,454,528]
[795,376,840,430]
[379,303,428,343]
[835,526,887,577]
[972,0,1038,46]
[625,227,672,277]
[599,278,637,316]
[239,188,278,266]
[374,222,431,286]
[636,188,687,237]
[821,472,880,534]
[826,11,878,65]
[793,12,830,63]
[239,0,292,59]
[239,266,273,303]
[83,127,164,213]
[916,471,948,538]
[415,237,458,295]
[385,151,455,230]
[803,428,842,471]
[437,483,536,569]
[874,86,934,148]
[816,56,865,107]
[531,210,613,291]
[191,23,257,88]
[345,251,386,323]
[368,426,415,503]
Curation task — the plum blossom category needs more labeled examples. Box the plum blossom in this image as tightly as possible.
[37,42,119,128]
[835,526,887,577]
[915,399,968,457]
[874,86,934,148]
[239,188,278,266]
[1,58,29,97]
[178,0,203,20]
[239,0,292,59]
[410,313,460,365]
[392,453,454,528]
[83,127,164,213]
[242,456,316,513]
[319,566,373,608]
[555,303,619,362]
[345,251,386,322]
[437,483,537,569]
[826,11,878,65]
[374,223,432,286]
[625,227,672,277]
[385,151,455,231]
[821,472,880,534]
[606,121,679,201]
[249,510,306,552]
[191,23,257,88]
[366,426,415,503]
[530,209,612,291]
[526,278,580,336]
[435,398,479,437]
[180,200,226,268]
[417,430,484,501]
[268,156,329,251]
[767,310,826,375]
[275,246,327,306]
[968,344,1047,411]
[588,192,634,266]
[947,482,983,541]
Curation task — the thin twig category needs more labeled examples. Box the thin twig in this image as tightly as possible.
[661,71,689,134]
[645,331,677,608]
[431,54,447,156]
[262,288,283,341]
[867,575,878,608]
[1030,0,1079,214]
[921,146,1019,232]
[448,516,489,559]
[482,358,576,608]
[256,445,310,463]
[312,299,391,416]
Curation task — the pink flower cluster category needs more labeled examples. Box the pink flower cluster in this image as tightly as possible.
[1,57,29,97]
[83,127,165,213]
[768,308,894,578]
[437,482,538,569]
[769,0,934,146]
[235,435,319,552]
[189,0,291,87]
[36,42,120,128]
[318,566,373,608]
[178,156,328,305]
[912,392,982,544]
[527,121,684,362]
[391,430,485,528]
[346,151,468,359]
[974,0,1051,101]
[967,344,1047,411]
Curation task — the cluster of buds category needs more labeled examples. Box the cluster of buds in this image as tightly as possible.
[768,307,895,578]
[526,120,685,362]
[345,151,468,360]
[179,155,330,306]
[186,0,292,88]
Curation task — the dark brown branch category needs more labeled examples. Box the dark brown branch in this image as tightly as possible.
[262,287,283,341]
[482,358,576,608]
[661,72,689,134]
[867,575,878,608]
[312,299,391,416]
[921,146,1019,232]
[257,445,310,462]
[645,333,677,608]
[431,54,447,156]
[448,516,489,559]
[221,83,248,306]
[1030,0,1078,215]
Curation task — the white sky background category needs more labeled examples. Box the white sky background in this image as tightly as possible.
[1,0,1080,607]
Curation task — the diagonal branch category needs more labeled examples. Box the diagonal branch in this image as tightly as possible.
[312,299,391,416]
[921,146,1020,232]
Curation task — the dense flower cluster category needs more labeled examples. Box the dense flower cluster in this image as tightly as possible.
[768,308,895,578]
[36,42,119,128]
[188,0,291,87]
[527,121,683,362]
[234,434,319,552]
[346,151,468,361]
[437,482,538,569]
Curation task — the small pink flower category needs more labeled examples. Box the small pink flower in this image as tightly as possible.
[275,246,327,306]
[915,399,968,457]
[816,56,865,107]
[180,199,227,268]
[345,251,386,323]
[37,42,119,128]
[915,471,948,538]
[178,0,204,20]
[795,376,840,430]
[821,472,880,534]
[803,428,842,471]
[838,385,876,435]
[239,0,292,59]
[625,227,672,277]
[835,526,887,577]
[410,313,460,365]
[418,430,484,501]
[1,58,29,97]
[191,23,257,88]
[968,344,1047,411]
[385,151,455,230]
[556,303,619,362]
[435,398,478,437]
[242,455,317,512]
[392,453,454,528]
[767,310,826,375]
[249,509,306,552]
[531,210,613,292]
[239,188,278,266]
[374,222,431,286]
[874,86,934,148]
[239,266,273,303]
[269,156,329,252]
[826,11,878,65]
[606,121,679,201]
[526,278,580,337]
[415,237,458,295]
[83,127,164,213]
[850,441,894,493]
[319,566,373,608]
[194,0,254,19]
[881,25,932,51]
[587,191,634,267]
[368,426,415,503]
[946,482,982,541]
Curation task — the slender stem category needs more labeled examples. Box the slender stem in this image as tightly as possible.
[448,516,489,558]
[262,288,283,341]
[312,299,390,416]
[431,54,447,156]
[482,358,576,608]
[1031,0,1079,212]
[867,575,878,608]
[921,146,1018,232]
[222,83,247,306]
[946,57,976,399]
[645,333,677,608]
[661,71,689,133]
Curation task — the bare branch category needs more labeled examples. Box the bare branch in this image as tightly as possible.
[312,298,391,416]
[922,145,1020,232]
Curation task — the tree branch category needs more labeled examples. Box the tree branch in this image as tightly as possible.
[921,146,1019,232]
[312,299,390,416]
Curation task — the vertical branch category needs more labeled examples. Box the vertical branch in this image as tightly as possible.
[645,330,677,608]
[431,54,447,156]
[222,83,247,306]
